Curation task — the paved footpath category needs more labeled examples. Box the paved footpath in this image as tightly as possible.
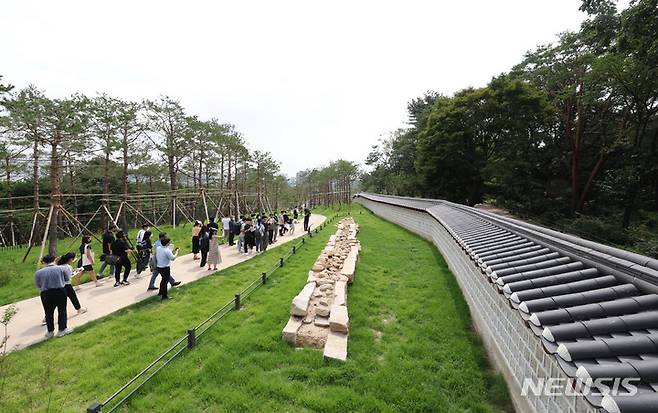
[0,214,326,353]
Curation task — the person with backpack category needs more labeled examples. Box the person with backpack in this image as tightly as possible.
[136,223,149,246]
[74,236,100,289]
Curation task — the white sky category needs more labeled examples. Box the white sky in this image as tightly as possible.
[1,1,596,176]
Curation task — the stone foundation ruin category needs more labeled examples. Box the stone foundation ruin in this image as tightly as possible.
[282,218,360,361]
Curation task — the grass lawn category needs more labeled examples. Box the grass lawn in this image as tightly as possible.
[0,204,511,412]
[0,223,200,305]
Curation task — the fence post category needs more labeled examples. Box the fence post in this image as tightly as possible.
[261,272,267,285]
[87,403,102,413]
[302,238,305,244]
[292,245,296,254]
[234,294,241,310]
[279,257,284,267]
[187,329,196,349]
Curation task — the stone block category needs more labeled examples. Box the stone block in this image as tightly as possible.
[340,256,356,282]
[291,282,316,316]
[334,281,347,306]
[329,304,349,333]
[324,330,348,361]
[314,316,330,327]
[282,316,303,344]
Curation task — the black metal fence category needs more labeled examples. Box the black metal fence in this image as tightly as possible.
[87,213,341,413]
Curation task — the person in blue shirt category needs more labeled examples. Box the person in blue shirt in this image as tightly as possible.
[147,232,181,291]
[156,237,179,300]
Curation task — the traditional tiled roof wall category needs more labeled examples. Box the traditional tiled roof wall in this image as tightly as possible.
[355,193,658,413]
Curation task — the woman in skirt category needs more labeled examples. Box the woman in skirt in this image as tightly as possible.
[207,228,222,271]
[192,221,202,260]
[75,236,100,289]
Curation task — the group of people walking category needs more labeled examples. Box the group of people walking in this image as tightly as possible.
[191,219,222,270]
[34,206,311,339]
[35,224,185,339]
[217,207,310,256]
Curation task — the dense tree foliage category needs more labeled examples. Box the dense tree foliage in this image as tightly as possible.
[362,0,658,257]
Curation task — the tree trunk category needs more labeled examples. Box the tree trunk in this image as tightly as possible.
[135,175,141,228]
[121,129,129,230]
[102,146,110,230]
[220,153,225,190]
[199,148,204,188]
[168,155,177,190]
[622,179,641,230]
[576,152,606,212]
[149,175,155,223]
[33,138,40,211]
[5,156,15,245]
[48,140,61,256]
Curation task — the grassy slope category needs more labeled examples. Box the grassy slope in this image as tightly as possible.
[0,224,197,305]
[0,204,511,412]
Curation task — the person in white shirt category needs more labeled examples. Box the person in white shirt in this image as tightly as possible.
[136,223,150,246]
[155,237,179,301]
[74,236,100,289]
[221,216,231,243]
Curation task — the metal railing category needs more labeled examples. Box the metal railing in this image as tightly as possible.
[87,213,342,413]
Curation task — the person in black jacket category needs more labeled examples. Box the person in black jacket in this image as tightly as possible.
[227,217,235,246]
[98,226,116,278]
[199,225,210,267]
[136,231,152,276]
[303,208,311,232]
[111,231,133,287]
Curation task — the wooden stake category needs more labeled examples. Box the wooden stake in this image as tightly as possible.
[201,189,210,223]
[37,205,55,267]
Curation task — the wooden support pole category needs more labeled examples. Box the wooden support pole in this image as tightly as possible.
[175,202,194,224]
[62,204,103,251]
[22,212,40,263]
[172,196,177,228]
[114,202,125,229]
[58,206,103,244]
[123,202,162,232]
[201,189,210,223]
[37,205,55,266]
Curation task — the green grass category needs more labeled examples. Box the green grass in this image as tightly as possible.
[0,204,512,412]
[0,223,199,305]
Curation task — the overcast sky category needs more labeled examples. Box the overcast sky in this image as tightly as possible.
[2,1,597,176]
